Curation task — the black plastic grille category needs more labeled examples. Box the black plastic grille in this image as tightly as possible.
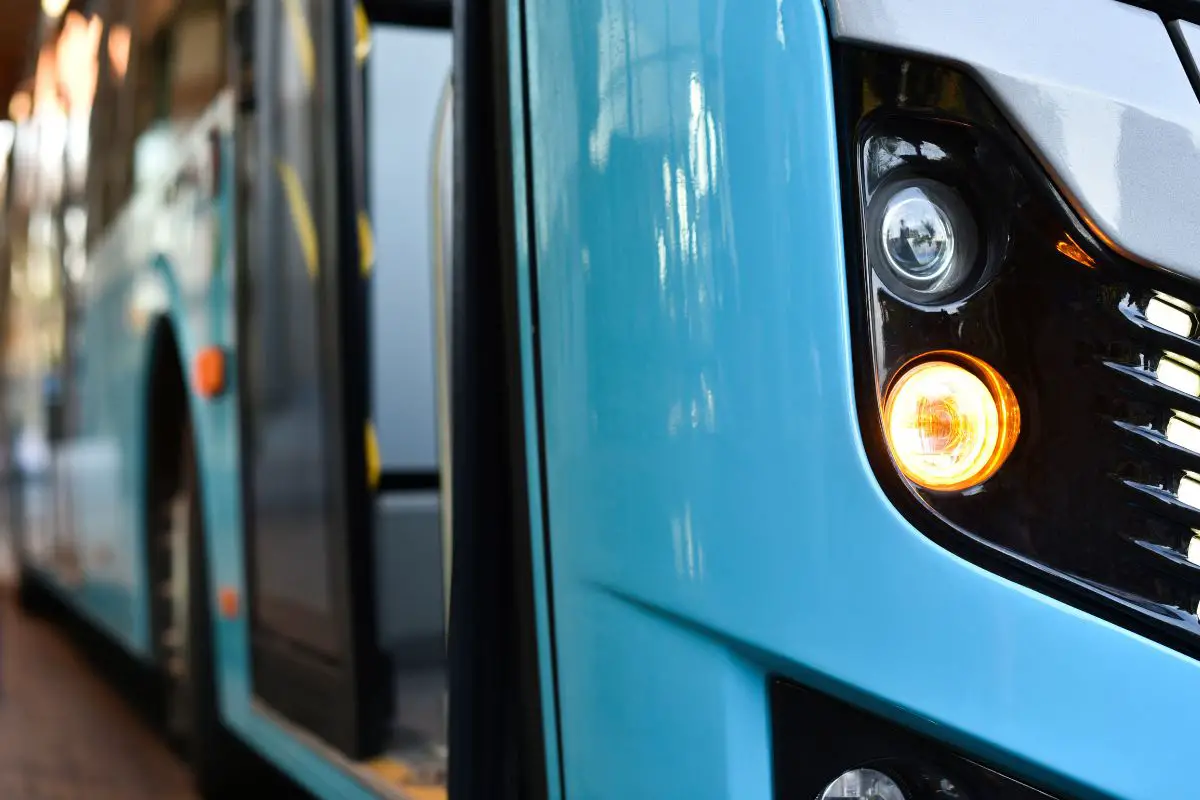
[1100,288,1200,620]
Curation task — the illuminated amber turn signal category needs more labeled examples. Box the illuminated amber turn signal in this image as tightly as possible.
[882,353,1020,491]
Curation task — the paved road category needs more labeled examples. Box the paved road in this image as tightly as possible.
[0,590,198,799]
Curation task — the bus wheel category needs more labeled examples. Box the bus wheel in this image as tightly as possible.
[161,420,240,797]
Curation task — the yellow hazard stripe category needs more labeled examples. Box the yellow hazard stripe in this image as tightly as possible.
[355,2,372,65]
[366,757,446,800]
[275,159,319,279]
[281,0,316,90]
[358,210,375,276]
[365,421,380,491]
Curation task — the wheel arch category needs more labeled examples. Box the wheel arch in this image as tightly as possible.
[142,315,191,670]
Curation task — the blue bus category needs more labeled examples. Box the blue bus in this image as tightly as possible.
[5,0,1200,798]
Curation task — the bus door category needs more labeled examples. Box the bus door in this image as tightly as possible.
[233,0,388,758]
[239,0,555,790]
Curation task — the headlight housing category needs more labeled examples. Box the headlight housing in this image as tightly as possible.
[839,45,1200,659]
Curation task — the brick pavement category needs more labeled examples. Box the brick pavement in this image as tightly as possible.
[0,590,198,799]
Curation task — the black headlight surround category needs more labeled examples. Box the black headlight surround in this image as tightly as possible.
[835,44,1200,661]
[858,114,1012,307]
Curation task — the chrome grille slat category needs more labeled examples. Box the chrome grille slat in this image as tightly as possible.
[1111,419,1200,473]
[1102,361,1200,419]
[1130,539,1200,577]
[1122,480,1200,529]
[1108,419,1200,474]
[1096,292,1200,603]
[1109,291,1200,562]
[1118,297,1200,362]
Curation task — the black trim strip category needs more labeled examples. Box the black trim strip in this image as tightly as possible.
[445,0,551,795]
[233,0,391,758]
[361,0,451,29]
[1166,18,1200,103]
[1124,0,1200,25]
[329,0,393,757]
[377,471,440,492]
[1128,0,1195,24]
[513,0,566,795]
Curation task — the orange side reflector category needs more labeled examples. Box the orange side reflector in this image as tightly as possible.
[194,347,226,398]
[218,587,240,619]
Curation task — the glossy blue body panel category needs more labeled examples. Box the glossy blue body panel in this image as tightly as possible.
[515,1,1200,799]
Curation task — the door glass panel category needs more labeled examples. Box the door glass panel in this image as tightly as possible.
[237,0,394,756]
[368,25,443,474]
[241,0,339,655]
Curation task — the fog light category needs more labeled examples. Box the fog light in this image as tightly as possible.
[883,354,1020,491]
[818,768,907,800]
[868,179,978,303]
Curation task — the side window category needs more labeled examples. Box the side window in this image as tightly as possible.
[240,0,345,659]
[130,0,227,196]
[366,24,451,474]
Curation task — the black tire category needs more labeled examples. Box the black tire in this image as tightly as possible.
[176,421,248,797]
[175,421,306,799]
[15,566,49,617]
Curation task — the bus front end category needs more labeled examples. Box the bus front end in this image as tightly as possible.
[513,1,1200,798]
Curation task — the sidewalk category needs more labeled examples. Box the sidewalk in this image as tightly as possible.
[0,590,197,799]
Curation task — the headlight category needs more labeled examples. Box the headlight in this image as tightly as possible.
[868,179,978,303]
[882,354,1019,492]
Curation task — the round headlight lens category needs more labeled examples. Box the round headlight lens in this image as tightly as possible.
[882,353,1020,492]
[882,188,955,281]
[818,768,908,800]
[869,180,978,303]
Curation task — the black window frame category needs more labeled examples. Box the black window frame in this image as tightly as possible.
[231,0,390,759]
